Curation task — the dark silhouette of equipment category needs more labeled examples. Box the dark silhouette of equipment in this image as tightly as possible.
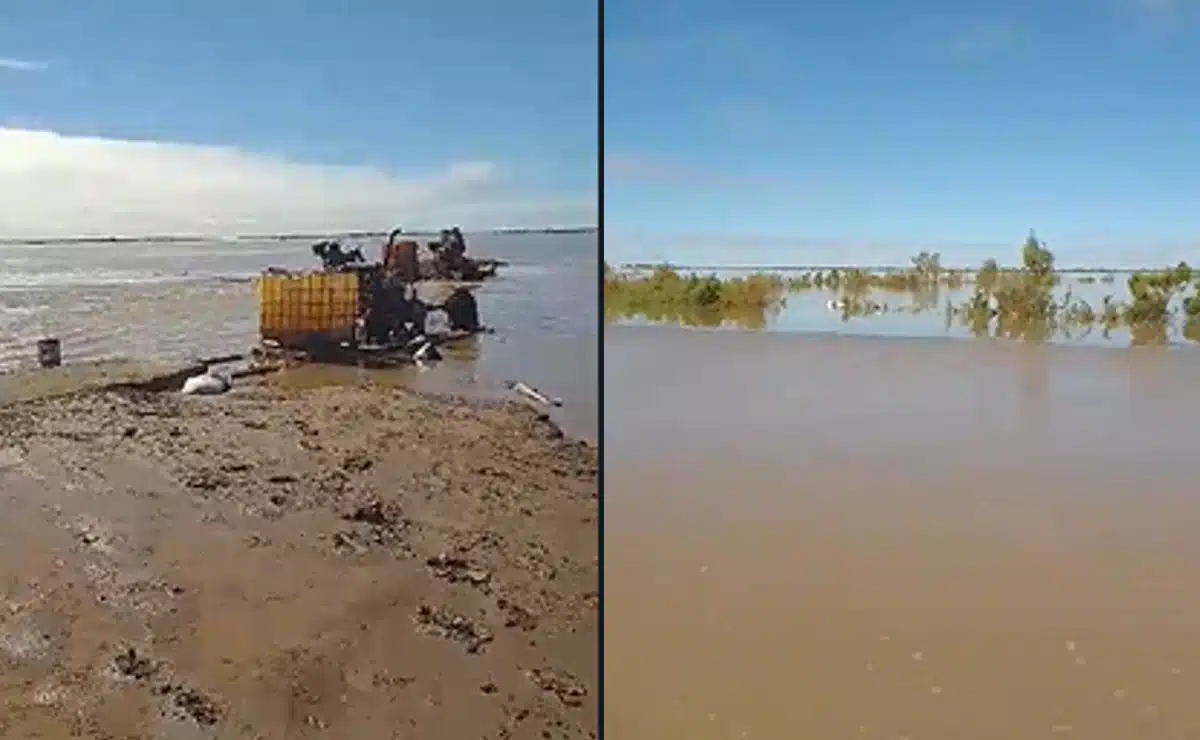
[442,287,481,333]
[424,226,501,281]
[291,232,488,362]
[382,229,420,283]
[311,240,366,271]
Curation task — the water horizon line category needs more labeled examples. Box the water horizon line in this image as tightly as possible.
[616,261,1181,274]
[0,225,598,246]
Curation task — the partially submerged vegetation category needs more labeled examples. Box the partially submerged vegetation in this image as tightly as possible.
[603,264,787,330]
[945,233,1200,345]
[605,232,1200,346]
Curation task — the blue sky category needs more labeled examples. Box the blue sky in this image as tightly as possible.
[605,0,1200,266]
[0,0,597,236]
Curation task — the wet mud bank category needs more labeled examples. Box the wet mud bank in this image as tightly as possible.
[0,380,598,739]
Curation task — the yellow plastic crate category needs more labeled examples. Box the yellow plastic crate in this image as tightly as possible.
[257,272,360,348]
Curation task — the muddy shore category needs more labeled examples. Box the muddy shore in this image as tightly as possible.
[0,378,597,739]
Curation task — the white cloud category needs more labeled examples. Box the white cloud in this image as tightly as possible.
[0,128,595,238]
[0,58,48,72]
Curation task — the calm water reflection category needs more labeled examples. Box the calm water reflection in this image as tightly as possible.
[606,270,1200,349]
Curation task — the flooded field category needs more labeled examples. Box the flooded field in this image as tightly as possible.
[0,232,598,439]
[606,263,1200,349]
[606,325,1200,739]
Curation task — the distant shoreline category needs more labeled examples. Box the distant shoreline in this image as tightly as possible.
[619,262,1150,274]
[0,226,598,246]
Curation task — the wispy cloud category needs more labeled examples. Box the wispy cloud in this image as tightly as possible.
[0,127,595,237]
[605,152,856,201]
[0,58,48,72]
[1125,0,1191,39]
[606,153,793,190]
[704,99,780,139]
[1137,0,1178,14]
[606,17,787,77]
[945,22,1017,59]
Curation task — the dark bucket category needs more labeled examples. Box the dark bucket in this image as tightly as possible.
[37,338,62,369]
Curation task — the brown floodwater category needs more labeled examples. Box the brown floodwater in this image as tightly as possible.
[0,233,598,442]
[605,326,1200,740]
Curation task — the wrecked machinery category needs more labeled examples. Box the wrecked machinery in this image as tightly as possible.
[256,231,484,365]
[416,227,506,282]
[312,228,506,283]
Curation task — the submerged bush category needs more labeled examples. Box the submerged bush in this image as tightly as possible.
[604,265,786,330]
[606,235,1200,346]
[947,234,1200,345]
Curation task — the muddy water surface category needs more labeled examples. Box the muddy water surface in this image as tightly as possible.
[606,326,1200,739]
[0,232,598,441]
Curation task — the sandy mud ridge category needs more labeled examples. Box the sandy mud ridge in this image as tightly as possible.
[0,378,597,739]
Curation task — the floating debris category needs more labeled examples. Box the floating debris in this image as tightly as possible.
[181,370,232,396]
[507,381,563,408]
